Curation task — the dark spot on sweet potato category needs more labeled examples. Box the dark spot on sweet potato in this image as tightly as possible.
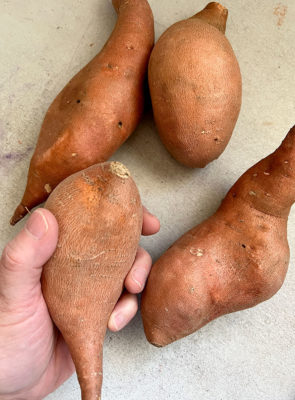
[118,121,123,129]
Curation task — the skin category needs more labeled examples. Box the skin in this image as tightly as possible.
[141,125,294,347]
[11,0,154,225]
[40,162,145,399]
[0,207,159,400]
[148,2,242,168]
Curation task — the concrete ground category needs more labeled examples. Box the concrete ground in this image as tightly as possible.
[0,0,294,399]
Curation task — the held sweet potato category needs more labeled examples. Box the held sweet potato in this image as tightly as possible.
[141,126,295,347]
[41,161,143,400]
[11,0,154,225]
[148,2,242,168]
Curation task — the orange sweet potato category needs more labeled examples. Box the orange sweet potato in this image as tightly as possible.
[148,2,242,168]
[11,0,154,225]
[41,161,142,399]
[141,126,295,347]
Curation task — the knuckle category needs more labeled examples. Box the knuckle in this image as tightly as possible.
[129,295,138,312]
[1,244,24,272]
[140,247,152,262]
[136,247,152,267]
[145,251,152,266]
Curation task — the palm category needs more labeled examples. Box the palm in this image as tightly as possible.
[0,282,74,399]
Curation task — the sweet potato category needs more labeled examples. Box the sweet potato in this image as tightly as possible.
[148,2,242,168]
[41,161,142,399]
[10,0,154,225]
[141,126,295,347]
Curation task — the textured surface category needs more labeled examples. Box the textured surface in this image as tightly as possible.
[10,0,154,225]
[42,161,142,399]
[148,3,242,168]
[0,0,295,399]
[142,127,294,347]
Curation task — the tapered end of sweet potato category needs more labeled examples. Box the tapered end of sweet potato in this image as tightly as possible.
[206,2,228,14]
[10,203,29,225]
[142,320,173,348]
[141,299,175,347]
[10,174,49,225]
[193,2,228,33]
[111,0,120,13]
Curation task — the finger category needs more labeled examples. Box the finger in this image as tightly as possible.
[124,247,152,294]
[142,206,160,236]
[0,209,58,304]
[108,292,138,332]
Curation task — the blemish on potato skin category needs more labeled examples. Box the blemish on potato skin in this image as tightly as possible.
[258,224,269,232]
[44,183,52,193]
[190,248,204,256]
[107,63,119,71]
[82,172,95,186]
[109,162,130,179]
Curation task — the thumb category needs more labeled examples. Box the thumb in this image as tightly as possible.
[0,209,58,305]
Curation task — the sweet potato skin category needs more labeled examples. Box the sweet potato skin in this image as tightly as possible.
[141,126,295,347]
[11,0,154,225]
[41,161,143,399]
[148,2,242,168]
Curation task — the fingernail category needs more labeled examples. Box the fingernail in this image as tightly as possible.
[25,210,48,240]
[114,313,125,331]
[132,268,147,290]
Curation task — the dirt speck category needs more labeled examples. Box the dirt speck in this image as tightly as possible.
[263,121,273,126]
[273,3,288,26]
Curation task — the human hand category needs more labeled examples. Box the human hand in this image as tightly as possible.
[0,207,159,400]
